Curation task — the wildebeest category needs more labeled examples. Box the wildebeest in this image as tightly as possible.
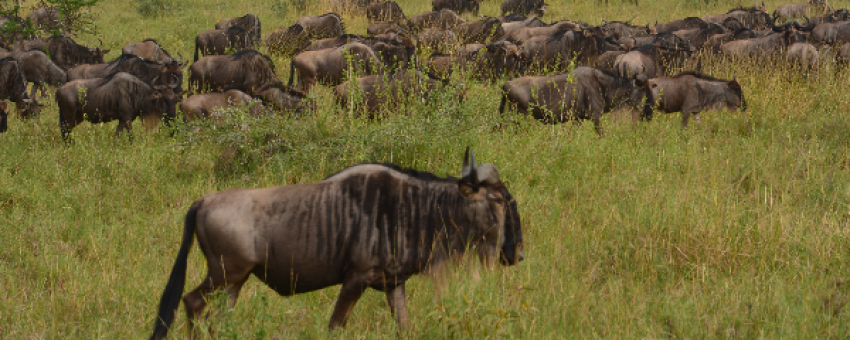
[215,14,262,42]
[194,26,255,62]
[0,57,38,119]
[367,21,409,35]
[500,16,548,37]
[614,45,667,79]
[148,148,524,339]
[455,17,505,44]
[265,24,311,56]
[254,82,314,117]
[719,23,800,59]
[304,33,415,71]
[3,37,48,52]
[499,66,646,133]
[295,13,346,40]
[28,6,61,31]
[180,89,262,121]
[702,6,772,30]
[774,0,834,21]
[502,20,582,44]
[705,27,757,52]
[367,1,407,23]
[0,50,67,101]
[600,20,656,40]
[672,23,726,50]
[425,41,521,81]
[836,42,850,72]
[121,39,176,63]
[797,19,850,45]
[289,42,383,93]
[56,72,182,139]
[653,17,707,33]
[68,54,186,92]
[500,0,546,16]
[596,50,625,73]
[433,0,480,15]
[45,35,110,71]
[642,72,745,126]
[518,27,617,73]
[334,70,448,117]
[786,41,819,76]
[404,9,466,33]
[418,28,459,54]
[189,50,279,95]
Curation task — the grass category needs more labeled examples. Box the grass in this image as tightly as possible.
[2,0,850,338]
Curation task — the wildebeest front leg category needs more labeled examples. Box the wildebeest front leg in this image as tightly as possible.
[386,283,412,330]
[328,274,371,329]
[115,120,133,140]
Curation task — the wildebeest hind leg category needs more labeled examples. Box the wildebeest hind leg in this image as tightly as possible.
[386,283,412,330]
[328,273,371,329]
[183,268,251,338]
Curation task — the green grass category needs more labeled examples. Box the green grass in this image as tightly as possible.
[2,0,850,338]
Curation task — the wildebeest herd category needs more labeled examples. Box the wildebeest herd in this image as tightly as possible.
[2,0,848,337]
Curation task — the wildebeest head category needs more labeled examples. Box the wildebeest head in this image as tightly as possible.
[150,75,184,125]
[460,148,524,265]
[0,57,38,118]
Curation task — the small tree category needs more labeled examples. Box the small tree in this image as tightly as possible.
[37,0,101,36]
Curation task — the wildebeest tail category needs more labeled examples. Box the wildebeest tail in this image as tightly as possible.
[288,58,296,88]
[149,201,201,340]
[499,91,507,113]
[193,38,200,62]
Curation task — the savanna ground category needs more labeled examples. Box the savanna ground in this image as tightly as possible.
[2,0,850,338]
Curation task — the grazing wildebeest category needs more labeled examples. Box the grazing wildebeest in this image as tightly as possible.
[180,89,262,122]
[642,72,745,126]
[215,14,262,42]
[289,42,383,93]
[254,82,314,117]
[367,1,407,23]
[499,66,646,133]
[334,70,447,117]
[295,13,346,40]
[433,0,480,15]
[0,50,67,101]
[367,21,409,35]
[500,0,546,16]
[600,20,656,40]
[404,9,466,33]
[653,17,707,33]
[774,0,834,21]
[148,148,524,339]
[0,57,38,118]
[68,54,186,92]
[0,101,7,133]
[194,26,255,62]
[56,72,182,139]
[189,50,279,95]
[121,39,176,63]
[265,24,311,56]
[418,28,459,54]
[45,35,110,71]
[456,17,505,44]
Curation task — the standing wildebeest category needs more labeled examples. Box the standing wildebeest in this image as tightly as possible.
[500,66,646,133]
[642,72,745,126]
[719,23,800,59]
[0,50,67,101]
[295,13,346,40]
[797,19,850,45]
[786,41,819,76]
[774,0,834,21]
[404,9,466,33]
[0,57,38,119]
[289,42,383,93]
[121,39,176,63]
[502,20,582,44]
[180,89,262,121]
[265,24,311,56]
[836,42,850,72]
[600,20,656,40]
[456,17,505,44]
[334,70,454,117]
[705,27,757,52]
[367,1,407,23]
[518,27,617,73]
[425,41,521,81]
[304,33,415,71]
[653,17,707,33]
[148,148,524,339]
[433,0,480,15]
[418,28,459,54]
[501,16,548,37]
[68,54,186,92]
[45,35,110,71]
[500,0,546,16]
[367,21,409,35]
[56,72,182,139]
[189,50,279,95]
[672,23,726,50]
[215,14,262,42]
[194,26,254,62]
[254,81,314,117]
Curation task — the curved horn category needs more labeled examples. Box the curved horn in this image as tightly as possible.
[169,74,180,88]
[176,52,183,63]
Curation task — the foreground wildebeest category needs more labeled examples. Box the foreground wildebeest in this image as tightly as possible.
[367,1,407,22]
[254,81,314,117]
[56,72,182,139]
[289,42,383,93]
[189,50,279,95]
[148,148,524,339]
[0,50,67,101]
[121,39,176,63]
[194,26,254,62]
[774,0,834,21]
[45,35,110,71]
[404,9,466,33]
[433,0,480,15]
[295,13,346,40]
[600,20,656,40]
[68,54,186,92]
[334,70,448,117]
[0,57,38,119]
[500,66,646,133]
[180,89,262,121]
[642,72,745,126]
[215,13,262,42]
[456,17,505,44]
[265,24,311,56]
[500,0,546,16]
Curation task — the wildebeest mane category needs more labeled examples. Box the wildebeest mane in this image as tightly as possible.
[670,71,734,84]
[231,49,275,68]
[325,163,458,183]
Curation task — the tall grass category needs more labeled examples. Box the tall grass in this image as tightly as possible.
[1,0,849,338]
